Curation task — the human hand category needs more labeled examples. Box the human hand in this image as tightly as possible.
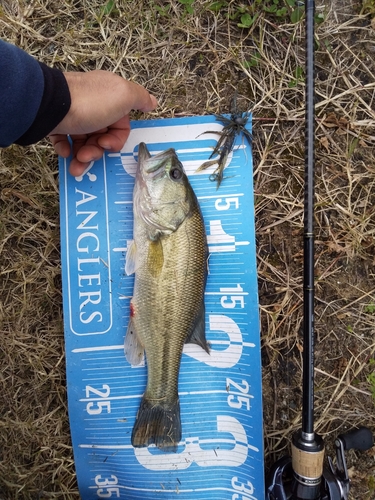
[48,70,157,177]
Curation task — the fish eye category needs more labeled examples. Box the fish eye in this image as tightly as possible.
[170,167,183,180]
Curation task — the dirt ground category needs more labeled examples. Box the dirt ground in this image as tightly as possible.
[1,0,375,498]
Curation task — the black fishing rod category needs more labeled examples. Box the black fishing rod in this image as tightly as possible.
[265,1,373,499]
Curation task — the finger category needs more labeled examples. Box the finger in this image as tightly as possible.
[97,116,131,151]
[69,135,104,177]
[49,134,71,157]
[69,158,92,177]
[97,129,130,152]
[141,93,158,112]
[71,132,110,159]
[70,135,90,160]
[121,81,158,114]
[75,143,104,163]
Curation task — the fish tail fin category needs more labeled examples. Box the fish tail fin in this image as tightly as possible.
[132,397,181,452]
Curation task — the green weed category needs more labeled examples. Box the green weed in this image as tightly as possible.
[361,0,375,15]
[364,303,375,314]
[288,65,304,87]
[367,359,375,403]
[368,475,375,497]
[178,0,195,15]
[154,3,171,16]
[243,51,262,68]
[208,0,325,26]
[208,0,306,25]
[96,0,118,21]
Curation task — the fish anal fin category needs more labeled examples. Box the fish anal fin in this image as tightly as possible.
[185,302,210,354]
[124,316,144,366]
[132,397,181,452]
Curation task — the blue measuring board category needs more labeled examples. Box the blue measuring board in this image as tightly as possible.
[59,115,264,500]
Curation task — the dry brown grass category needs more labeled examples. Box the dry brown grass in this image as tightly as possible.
[1,0,375,498]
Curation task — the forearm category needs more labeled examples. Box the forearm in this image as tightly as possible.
[0,40,71,147]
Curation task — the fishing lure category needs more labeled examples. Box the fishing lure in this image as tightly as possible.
[197,93,252,189]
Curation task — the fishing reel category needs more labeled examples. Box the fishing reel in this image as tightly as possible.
[265,426,374,500]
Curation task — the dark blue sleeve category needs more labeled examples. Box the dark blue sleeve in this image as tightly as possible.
[0,40,71,147]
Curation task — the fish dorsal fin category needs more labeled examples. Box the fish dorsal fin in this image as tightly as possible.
[125,240,137,276]
[147,238,164,279]
[124,316,144,366]
[185,302,210,354]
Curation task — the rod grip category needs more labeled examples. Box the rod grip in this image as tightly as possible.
[292,431,324,481]
[291,442,325,480]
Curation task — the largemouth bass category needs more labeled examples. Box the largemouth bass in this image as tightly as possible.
[125,142,209,452]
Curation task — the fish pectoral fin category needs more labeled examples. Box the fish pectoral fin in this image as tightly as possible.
[185,302,210,354]
[125,240,138,276]
[124,317,144,366]
[147,238,164,278]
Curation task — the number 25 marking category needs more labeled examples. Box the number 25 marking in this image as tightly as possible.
[85,384,111,415]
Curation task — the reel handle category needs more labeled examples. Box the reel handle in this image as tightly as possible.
[327,426,374,500]
[337,426,374,451]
